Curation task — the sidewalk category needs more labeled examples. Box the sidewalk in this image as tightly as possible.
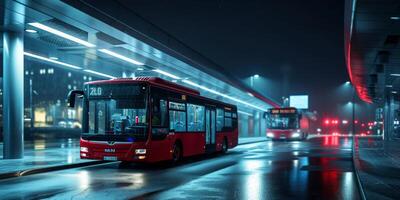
[0,138,98,178]
[354,136,400,200]
[0,136,267,179]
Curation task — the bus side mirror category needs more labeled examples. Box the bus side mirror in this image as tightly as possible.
[67,90,84,108]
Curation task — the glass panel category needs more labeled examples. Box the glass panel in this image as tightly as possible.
[266,113,299,129]
[224,117,232,127]
[152,99,167,127]
[89,101,96,133]
[169,101,186,111]
[211,110,216,143]
[87,96,148,139]
[187,104,205,132]
[206,109,210,144]
[169,110,186,132]
[216,109,224,131]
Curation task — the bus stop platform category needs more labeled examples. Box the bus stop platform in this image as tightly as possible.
[0,136,267,179]
[354,136,400,200]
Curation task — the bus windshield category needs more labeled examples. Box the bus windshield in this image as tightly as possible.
[88,96,148,139]
[267,114,299,129]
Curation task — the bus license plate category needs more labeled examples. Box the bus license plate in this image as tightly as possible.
[103,156,117,161]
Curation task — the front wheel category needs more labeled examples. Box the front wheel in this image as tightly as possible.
[222,139,228,153]
[172,143,182,163]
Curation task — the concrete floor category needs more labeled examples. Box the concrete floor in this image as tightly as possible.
[0,136,360,200]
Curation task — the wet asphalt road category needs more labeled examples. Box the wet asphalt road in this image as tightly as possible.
[0,136,360,200]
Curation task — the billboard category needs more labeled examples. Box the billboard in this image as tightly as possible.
[289,95,309,109]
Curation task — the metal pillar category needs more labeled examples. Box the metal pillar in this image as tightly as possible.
[383,95,394,141]
[3,30,24,159]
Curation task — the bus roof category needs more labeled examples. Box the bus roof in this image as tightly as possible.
[85,77,200,96]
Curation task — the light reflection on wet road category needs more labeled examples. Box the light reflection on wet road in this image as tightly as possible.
[0,137,359,200]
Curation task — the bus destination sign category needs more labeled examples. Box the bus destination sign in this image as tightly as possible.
[87,84,145,98]
[270,108,297,114]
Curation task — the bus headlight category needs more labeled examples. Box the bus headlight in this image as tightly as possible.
[267,132,274,138]
[135,149,147,154]
[80,147,89,152]
[292,133,301,138]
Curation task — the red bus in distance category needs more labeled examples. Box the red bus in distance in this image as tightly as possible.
[265,107,309,140]
[68,77,238,163]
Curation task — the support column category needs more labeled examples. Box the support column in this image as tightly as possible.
[3,30,24,159]
[253,110,260,136]
[384,95,394,141]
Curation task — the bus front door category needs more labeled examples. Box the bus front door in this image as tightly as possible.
[205,107,216,153]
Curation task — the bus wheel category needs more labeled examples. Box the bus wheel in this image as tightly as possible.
[172,142,182,163]
[222,138,228,153]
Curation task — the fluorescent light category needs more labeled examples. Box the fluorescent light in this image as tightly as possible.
[28,22,96,47]
[25,29,37,33]
[386,85,393,88]
[390,16,400,20]
[182,80,267,111]
[391,74,400,77]
[247,92,254,97]
[24,52,82,70]
[238,110,253,116]
[392,91,398,94]
[137,67,144,71]
[98,49,144,66]
[153,69,180,79]
[84,69,115,79]
[49,57,58,60]
[253,74,260,78]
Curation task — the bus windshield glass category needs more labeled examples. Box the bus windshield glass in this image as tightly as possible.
[86,84,148,140]
[267,114,299,129]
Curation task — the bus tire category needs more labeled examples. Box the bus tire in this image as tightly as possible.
[222,138,228,153]
[172,142,182,163]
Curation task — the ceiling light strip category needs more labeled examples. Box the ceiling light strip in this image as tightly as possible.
[98,49,144,66]
[28,22,96,48]
[84,69,115,79]
[153,69,181,79]
[24,52,82,70]
[182,80,267,111]
[238,110,253,116]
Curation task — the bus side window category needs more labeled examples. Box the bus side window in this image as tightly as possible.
[216,109,224,132]
[169,101,186,132]
[224,111,232,128]
[152,98,168,140]
[187,104,205,132]
[152,98,167,127]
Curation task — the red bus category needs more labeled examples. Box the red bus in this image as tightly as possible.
[265,107,309,140]
[68,77,238,163]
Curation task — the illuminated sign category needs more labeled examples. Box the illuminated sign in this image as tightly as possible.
[289,95,309,109]
[269,108,297,114]
[87,84,146,98]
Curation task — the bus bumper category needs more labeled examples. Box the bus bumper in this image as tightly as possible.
[79,139,155,162]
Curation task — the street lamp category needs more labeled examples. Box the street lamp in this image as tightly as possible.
[250,74,260,87]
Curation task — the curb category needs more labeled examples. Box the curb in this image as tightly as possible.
[0,160,109,180]
[238,138,268,145]
[352,136,367,200]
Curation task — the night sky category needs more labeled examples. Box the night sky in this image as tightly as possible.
[116,0,374,120]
